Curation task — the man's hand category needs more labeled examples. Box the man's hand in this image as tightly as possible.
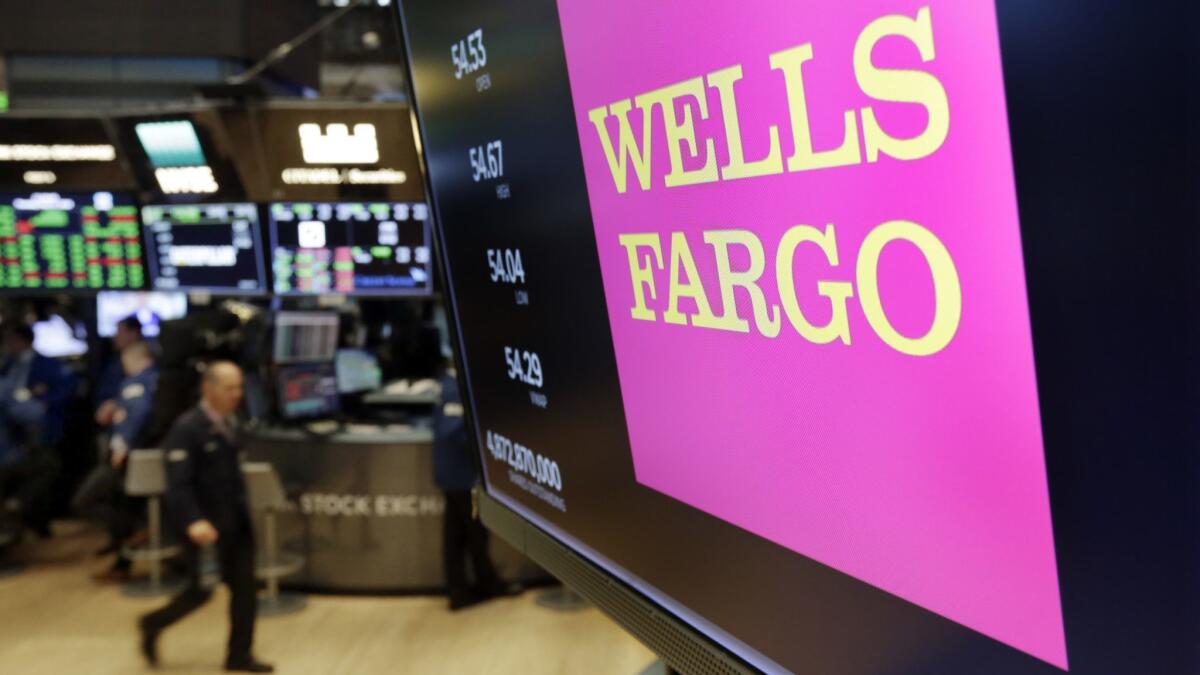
[109,447,128,468]
[187,520,219,546]
[95,400,118,426]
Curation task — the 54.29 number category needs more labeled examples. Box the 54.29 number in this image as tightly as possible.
[504,347,543,388]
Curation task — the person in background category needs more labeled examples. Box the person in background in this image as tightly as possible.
[79,341,159,582]
[433,364,519,611]
[95,316,143,429]
[0,323,74,536]
[139,361,272,673]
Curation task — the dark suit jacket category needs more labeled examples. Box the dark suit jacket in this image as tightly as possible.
[161,406,250,539]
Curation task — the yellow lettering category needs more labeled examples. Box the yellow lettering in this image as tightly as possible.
[706,64,784,181]
[854,6,950,162]
[664,233,721,327]
[588,100,653,193]
[618,233,664,321]
[776,224,854,344]
[856,220,961,356]
[634,77,719,188]
[769,43,862,172]
[703,230,781,337]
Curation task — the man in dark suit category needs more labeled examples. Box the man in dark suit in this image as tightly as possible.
[138,361,272,673]
[433,366,518,610]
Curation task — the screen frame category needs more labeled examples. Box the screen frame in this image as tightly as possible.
[396,3,1200,674]
[266,200,435,298]
[140,202,270,295]
[0,189,148,295]
[276,362,341,421]
[272,310,340,365]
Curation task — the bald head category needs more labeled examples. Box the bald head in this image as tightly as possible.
[201,361,244,416]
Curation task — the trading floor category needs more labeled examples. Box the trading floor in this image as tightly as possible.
[0,523,653,675]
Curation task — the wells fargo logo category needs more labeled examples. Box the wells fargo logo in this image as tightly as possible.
[586,7,959,357]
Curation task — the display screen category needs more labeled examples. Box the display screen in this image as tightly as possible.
[141,203,267,293]
[335,348,382,394]
[268,202,432,296]
[401,1,1198,674]
[96,291,187,338]
[277,363,339,420]
[0,191,144,291]
[273,311,339,364]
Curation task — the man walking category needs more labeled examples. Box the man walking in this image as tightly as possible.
[138,361,272,673]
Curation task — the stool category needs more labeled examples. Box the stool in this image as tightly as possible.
[243,462,306,616]
[122,450,184,597]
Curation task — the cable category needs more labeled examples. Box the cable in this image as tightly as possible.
[226,0,371,87]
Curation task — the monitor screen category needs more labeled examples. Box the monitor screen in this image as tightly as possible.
[96,291,188,338]
[273,311,339,364]
[0,191,144,291]
[141,203,267,293]
[32,314,88,358]
[268,201,432,296]
[277,363,339,420]
[335,348,382,394]
[400,2,1198,674]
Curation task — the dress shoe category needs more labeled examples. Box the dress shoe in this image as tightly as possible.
[224,657,274,673]
[93,563,132,584]
[138,621,159,668]
[482,581,524,599]
[448,590,485,612]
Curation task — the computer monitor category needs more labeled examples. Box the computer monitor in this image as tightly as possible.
[335,348,382,394]
[32,314,88,358]
[0,191,144,291]
[267,201,433,296]
[400,2,1198,674]
[273,311,339,364]
[96,291,187,338]
[141,203,267,294]
[277,363,339,420]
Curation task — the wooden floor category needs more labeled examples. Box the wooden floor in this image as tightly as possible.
[0,523,655,674]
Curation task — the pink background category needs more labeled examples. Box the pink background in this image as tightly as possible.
[556,0,1066,669]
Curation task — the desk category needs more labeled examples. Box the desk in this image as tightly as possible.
[245,425,537,592]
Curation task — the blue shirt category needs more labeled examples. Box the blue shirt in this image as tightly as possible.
[0,351,72,448]
[110,367,159,451]
[95,357,124,407]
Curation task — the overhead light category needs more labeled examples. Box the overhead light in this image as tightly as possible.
[0,144,116,162]
[22,170,56,185]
